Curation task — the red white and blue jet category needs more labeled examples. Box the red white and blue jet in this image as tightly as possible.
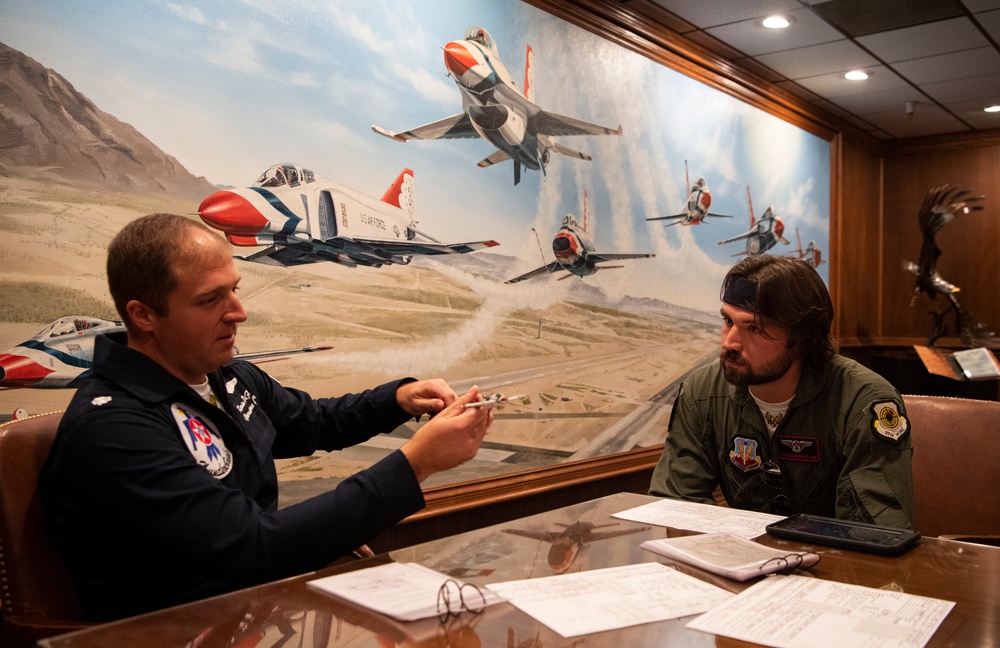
[197,164,499,268]
[372,26,621,185]
[505,191,654,283]
[717,187,789,257]
[646,161,732,227]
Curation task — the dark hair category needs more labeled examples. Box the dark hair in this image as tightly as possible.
[721,255,834,371]
[107,214,216,329]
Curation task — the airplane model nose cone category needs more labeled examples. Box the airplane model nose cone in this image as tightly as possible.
[198,191,268,236]
[0,353,53,386]
[774,219,785,239]
[443,41,478,77]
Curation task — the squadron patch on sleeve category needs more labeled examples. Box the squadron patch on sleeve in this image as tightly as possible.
[871,400,909,443]
[171,403,233,479]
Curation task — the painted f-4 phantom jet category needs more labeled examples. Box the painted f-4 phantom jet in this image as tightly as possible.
[372,26,621,185]
[198,164,498,268]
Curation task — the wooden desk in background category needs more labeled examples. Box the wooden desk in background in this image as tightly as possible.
[39,493,1000,647]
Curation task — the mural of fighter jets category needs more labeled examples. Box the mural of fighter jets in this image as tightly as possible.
[646,160,732,227]
[789,228,824,268]
[503,521,649,574]
[0,317,333,390]
[198,164,499,268]
[371,26,622,185]
[717,187,789,257]
[505,192,654,283]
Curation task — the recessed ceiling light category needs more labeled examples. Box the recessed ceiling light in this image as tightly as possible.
[844,70,870,81]
[762,15,791,29]
[985,105,1000,113]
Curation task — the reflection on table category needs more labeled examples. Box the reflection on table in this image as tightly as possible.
[40,493,1000,647]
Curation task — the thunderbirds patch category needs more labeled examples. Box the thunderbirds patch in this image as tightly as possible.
[871,401,909,443]
[171,403,233,478]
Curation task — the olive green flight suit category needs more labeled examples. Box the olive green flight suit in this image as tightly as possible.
[649,355,914,528]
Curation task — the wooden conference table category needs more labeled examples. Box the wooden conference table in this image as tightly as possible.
[40,493,1000,647]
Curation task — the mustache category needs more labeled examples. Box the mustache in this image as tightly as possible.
[721,349,742,363]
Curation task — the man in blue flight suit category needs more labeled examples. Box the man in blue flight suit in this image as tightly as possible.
[41,213,492,621]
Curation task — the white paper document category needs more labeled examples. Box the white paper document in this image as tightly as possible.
[641,533,821,581]
[485,562,732,638]
[614,498,783,538]
[307,562,504,622]
[687,574,954,648]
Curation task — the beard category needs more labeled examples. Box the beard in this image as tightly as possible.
[721,347,796,387]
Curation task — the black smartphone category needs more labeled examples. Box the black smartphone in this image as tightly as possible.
[765,513,921,556]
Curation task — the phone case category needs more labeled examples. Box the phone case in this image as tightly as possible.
[765,513,921,555]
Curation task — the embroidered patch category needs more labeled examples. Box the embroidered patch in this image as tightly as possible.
[91,396,112,406]
[729,436,762,473]
[171,403,233,479]
[871,401,909,443]
[776,435,820,462]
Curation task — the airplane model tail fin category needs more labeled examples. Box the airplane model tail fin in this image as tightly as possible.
[746,186,756,227]
[523,45,535,103]
[380,168,415,222]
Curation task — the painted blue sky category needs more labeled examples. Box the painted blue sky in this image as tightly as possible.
[2,0,830,312]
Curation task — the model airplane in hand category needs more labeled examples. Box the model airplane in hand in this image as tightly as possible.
[198,164,499,268]
[646,161,732,227]
[372,26,621,185]
[506,191,654,284]
[464,393,526,409]
[0,317,333,390]
[718,186,788,257]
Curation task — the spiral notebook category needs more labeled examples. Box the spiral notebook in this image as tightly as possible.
[641,533,820,581]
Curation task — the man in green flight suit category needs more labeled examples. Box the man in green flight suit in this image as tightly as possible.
[649,255,914,528]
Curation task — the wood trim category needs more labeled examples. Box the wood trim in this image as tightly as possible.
[368,446,663,553]
[883,128,1000,156]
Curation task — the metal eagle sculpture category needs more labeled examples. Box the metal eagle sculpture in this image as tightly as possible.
[903,184,995,347]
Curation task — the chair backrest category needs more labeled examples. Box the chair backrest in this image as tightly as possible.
[903,394,1000,538]
[0,411,88,646]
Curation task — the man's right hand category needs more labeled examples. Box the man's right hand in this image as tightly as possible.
[400,386,492,483]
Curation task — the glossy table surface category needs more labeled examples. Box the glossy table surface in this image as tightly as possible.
[41,493,1000,647]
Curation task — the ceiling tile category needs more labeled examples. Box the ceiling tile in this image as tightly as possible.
[795,65,910,98]
[977,8,1000,41]
[705,7,844,56]
[823,84,928,114]
[754,40,878,79]
[944,97,1000,120]
[644,0,801,29]
[856,17,990,63]
[922,72,1000,103]
[962,0,1000,11]
[812,0,966,37]
[861,104,969,137]
[891,47,1000,85]
[732,56,789,83]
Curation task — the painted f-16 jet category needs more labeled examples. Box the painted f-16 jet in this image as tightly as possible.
[717,187,789,257]
[646,161,732,227]
[0,316,333,390]
[789,228,824,268]
[372,26,622,185]
[503,521,649,574]
[505,192,654,283]
[197,164,499,268]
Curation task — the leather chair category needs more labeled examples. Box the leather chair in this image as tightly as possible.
[0,412,89,647]
[903,394,1000,541]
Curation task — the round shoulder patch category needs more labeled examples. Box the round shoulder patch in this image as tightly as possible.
[871,400,909,443]
[171,403,233,479]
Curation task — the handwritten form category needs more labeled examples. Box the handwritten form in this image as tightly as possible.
[688,574,954,648]
[613,498,783,538]
[485,562,732,638]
